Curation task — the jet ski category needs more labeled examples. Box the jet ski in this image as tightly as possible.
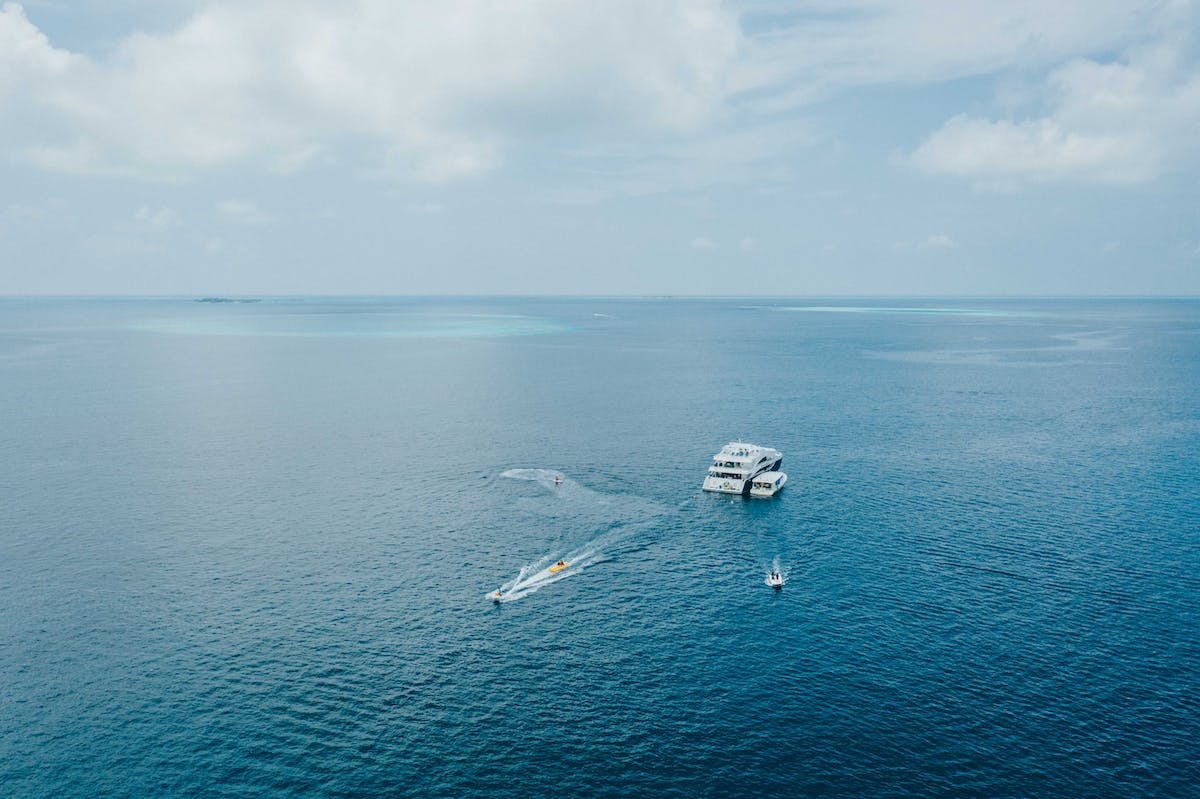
[549,560,569,574]
[489,590,504,603]
[766,571,784,589]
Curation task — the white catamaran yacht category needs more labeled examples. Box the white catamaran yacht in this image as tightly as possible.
[702,442,784,496]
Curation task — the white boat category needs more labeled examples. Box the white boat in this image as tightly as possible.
[702,441,783,495]
[750,471,787,498]
[766,571,784,589]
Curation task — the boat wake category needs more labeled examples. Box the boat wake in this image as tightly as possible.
[499,468,563,486]
[765,556,790,588]
[491,468,671,603]
[488,549,609,603]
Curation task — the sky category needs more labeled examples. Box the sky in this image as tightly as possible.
[0,0,1197,296]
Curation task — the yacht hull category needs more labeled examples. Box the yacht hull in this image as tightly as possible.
[703,476,749,494]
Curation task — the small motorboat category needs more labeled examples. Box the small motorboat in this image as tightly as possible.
[554,475,563,486]
[750,472,787,498]
[549,560,569,574]
[766,571,784,589]
[489,590,504,603]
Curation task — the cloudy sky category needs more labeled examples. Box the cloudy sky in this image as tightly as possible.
[1,0,1197,295]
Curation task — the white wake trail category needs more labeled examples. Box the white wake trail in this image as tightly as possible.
[765,555,790,588]
[489,468,669,603]
[489,548,608,603]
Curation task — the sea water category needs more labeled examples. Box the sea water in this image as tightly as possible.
[1,297,1197,797]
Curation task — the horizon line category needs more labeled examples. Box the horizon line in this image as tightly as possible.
[3,293,1200,301]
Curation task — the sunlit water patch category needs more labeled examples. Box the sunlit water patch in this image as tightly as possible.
[134,310,572,338]
[763,305,1029,317]
[868,329,1129,366]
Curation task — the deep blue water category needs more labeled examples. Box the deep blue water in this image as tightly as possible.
[1,297,1198,798]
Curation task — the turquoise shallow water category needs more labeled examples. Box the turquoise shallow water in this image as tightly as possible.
[1,297,1198,798]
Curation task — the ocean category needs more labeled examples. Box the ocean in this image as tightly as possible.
[1,297,1197,798]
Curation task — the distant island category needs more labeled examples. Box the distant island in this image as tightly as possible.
[195,297,261,303]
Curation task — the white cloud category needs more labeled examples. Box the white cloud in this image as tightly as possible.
[2,0,1194,194]
[737,0,1159,110]
[690,237,717,249]
[217,198,276,224]
[547,118,814,203]
[909,111,1160,186]
[2,197,66,221]
[132,205,181,229]
[910,28,1200,184]
[0,0,741,180]
[0,2,76,98]
[0,197,74,239]
[894,234,957,250]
